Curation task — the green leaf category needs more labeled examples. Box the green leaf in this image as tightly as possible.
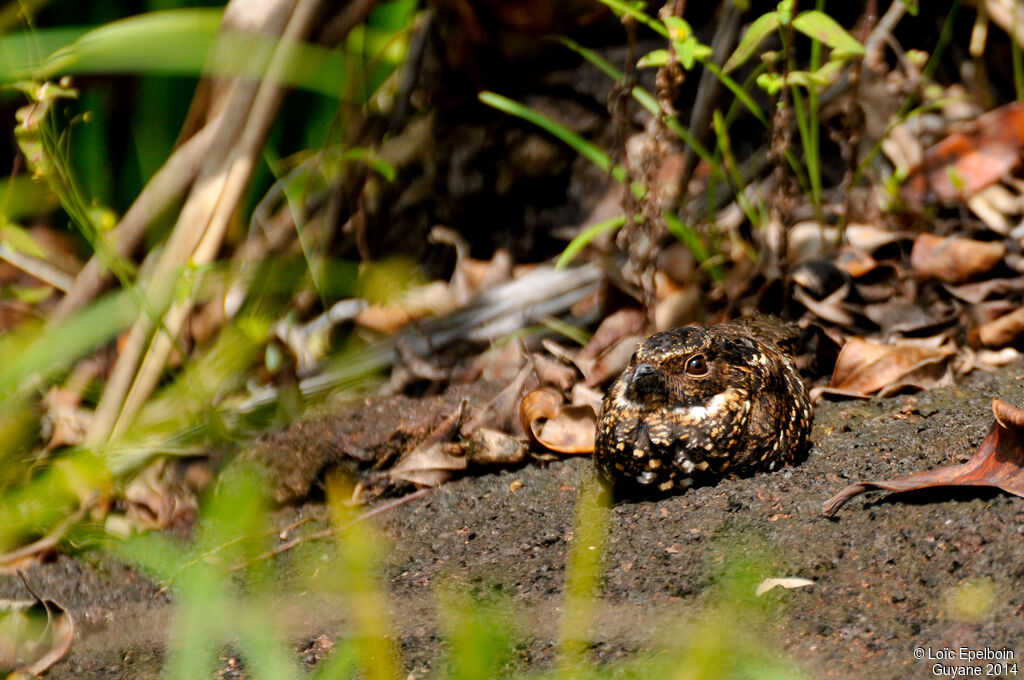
[900,0,919,16]
[756,72,784,95]
[677,37,712,69]
[664,213,724,282]
[0,223,48,258]
[783,61,843,88]
[723,11,780,73]
[777,0,795,24]
[792,11,865,60]
[637,40,711,70]
[637,48,669,68]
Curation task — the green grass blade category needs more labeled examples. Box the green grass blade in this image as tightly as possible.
[479,91,628,183]
[555,215,626,269]
[665,212,724,282]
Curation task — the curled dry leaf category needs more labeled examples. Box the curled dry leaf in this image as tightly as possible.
[519,388,596,454]
[0,574,75,676]
[755,577,815,597]
[812,338,954,400]
[824,398,1024,516]
[901,101,1024,206]
[910,234,1005,285]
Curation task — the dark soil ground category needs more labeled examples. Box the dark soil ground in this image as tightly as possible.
[7,363,1024,679]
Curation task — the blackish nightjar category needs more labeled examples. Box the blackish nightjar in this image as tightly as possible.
[593,317,813,493]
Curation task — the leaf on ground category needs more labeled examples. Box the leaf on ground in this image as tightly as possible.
[461,359,538,437]
[755,577,815,597]
[824,398,1024,515]
[944,277,1024,304]
[844,223,906,253]
[834,246,885,278]
[519,388,596,454]
[0,574,75,676]
[901,101,1024,206]
[389,400,469,487]
[862,301,954,337]
[910,233,1005,284]
[793,283,857,327]
[464,427,528,466]
[971,306,1024,348]
[812,338,954,399]
[582,334,644,387]
[533,353,578,392]
[574,309,647,379]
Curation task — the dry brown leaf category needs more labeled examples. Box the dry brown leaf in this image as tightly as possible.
[452,340,524,384]
[944,277,1024,304]
[845,223,905,252]
[910,234,1005,284]
[533,353,577,392]
[431,226,514,304]
[901,101,1024,206]
[834,247,876,278]
[582,334,643,387]
[461,359,538,437]
[787,220,838,262]
[519,388,596,454]
[814,338,954,399]
[972,306,1024,348]
[574,309,647,377]
[464,427,528,466]
[571,383,604,415]
[793,283,857,327]
[388,401,469,487]
[824,398,1024,515]
[654,287,701,331]
[862,301,954,338]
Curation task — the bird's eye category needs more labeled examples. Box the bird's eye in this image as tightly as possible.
[684,354,708,376]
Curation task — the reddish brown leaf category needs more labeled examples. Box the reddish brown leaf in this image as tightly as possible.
[823,398,1024,515]
[901,101,1024,206]
[813,338,954,399]
[910,233,1005,284]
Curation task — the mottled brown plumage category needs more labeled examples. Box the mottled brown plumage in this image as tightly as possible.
[594,317,812,492]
